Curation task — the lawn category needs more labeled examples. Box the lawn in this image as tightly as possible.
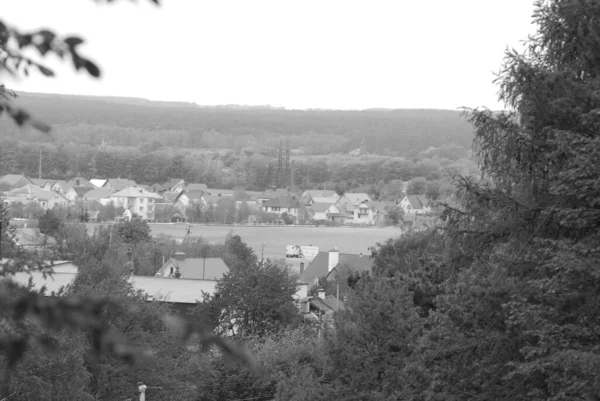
[86,223,400,262]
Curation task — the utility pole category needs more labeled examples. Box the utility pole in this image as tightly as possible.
[202,244,206,280]
[38,146,42,179]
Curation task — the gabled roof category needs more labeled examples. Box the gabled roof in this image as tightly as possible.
[310,196,338,204]
[110,186,162,199]
[263,195,300,209]
[327,204,349,218]
[6,185,40,196]
[29,178,51,187]
[202,194,224,205]
[299,251,373,282]
[83,187,114,200]
[67,177,93,188]
[339,192,372,206]
[304,190,338,198]
[259,188,291,199]
[156,256,229,281]
[309,202,332,213]
[185,183,207,191]
[0,174,31,186]
[405,195,430,209]
[53,180,74,193]
[73,187,89,198]
[6,272,217,304]
[14,228,57,247]
[108,178,138,191]
[34,190,67,202]
[184,189,205,201]
[90,179,108,188]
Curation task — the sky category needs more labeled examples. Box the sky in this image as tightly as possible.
[3,0,537,110]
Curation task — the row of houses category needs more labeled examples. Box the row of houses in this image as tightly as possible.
[302,190,431,225]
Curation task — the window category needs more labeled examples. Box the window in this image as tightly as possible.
[272,207,281,212]
[139,206,144,212]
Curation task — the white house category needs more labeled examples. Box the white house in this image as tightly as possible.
[109,186,162,220]
[51,180,78,202]
[399,195,431,215]
[347,203,376,225]
[262,196,301,218]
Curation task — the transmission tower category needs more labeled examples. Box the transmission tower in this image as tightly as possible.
[285,139,291,188]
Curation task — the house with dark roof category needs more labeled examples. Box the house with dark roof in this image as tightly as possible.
[300,289,345,323]
[109,186,161,220]
[301,190,339,205]
[67,177,94,190]
[399,195,431,215]
[154,252,229,280]
[262,195,300,219]
[29,178,53,189]
[308,202,333,220]
[0,174,33,190]
[73,187,89,199]
[257,188,291,205]
[299,248,373,285]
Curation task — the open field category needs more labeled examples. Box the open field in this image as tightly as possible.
[85,223,400,271]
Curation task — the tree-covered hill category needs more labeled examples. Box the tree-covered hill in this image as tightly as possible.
[3,91,476,156]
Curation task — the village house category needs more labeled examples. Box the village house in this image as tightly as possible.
[300,289,345,323]
[155,252,229,280]
[51,180,78,202]
[29,178,53,189]
[83,187,114,206]
[299,247,373,285]
[347,202,377,225]
[4,185,70,209]
[109,186,161,220]
[261,195,301,219]
[309,202,335,221]
[107,178,138,192]
[0,174,33,190]
[257,187,291,205]
[399,194,431,215]
[301,189,339,205]
[33,189,70,210]
[67,177,94,190]
[12,228,57,251]
[167,178,186,192]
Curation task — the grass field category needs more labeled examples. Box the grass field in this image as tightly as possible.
[86,223,400,267]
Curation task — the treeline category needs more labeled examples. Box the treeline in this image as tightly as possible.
[0,139,476,193]
[1,91,475,156]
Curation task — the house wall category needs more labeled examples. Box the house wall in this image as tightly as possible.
[263,206,298,216]
[350,207,375,225]
[112,196,156,219]
[312,211,328,220]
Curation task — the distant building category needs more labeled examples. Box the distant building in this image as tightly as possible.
[67,177,94,190]
[155,252,229,281]
[90,179,109,188]
[106,178,138,192]
[299,248,373,285]
[261,195,301,219]
[13,228,57,251]
[51,180,78,202]
[301,190,339,205]
[83,187,115,206]
[257,187,291,205]
[204,188,234,197]
[109,186,161,220]
[399,195,431,215]
[0,174,33,190]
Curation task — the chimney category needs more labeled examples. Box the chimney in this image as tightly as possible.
[76,179,80,186]
[175,251,186,261]
[299,262,305,275]
[317,288,325,299]
[328,247,339,272]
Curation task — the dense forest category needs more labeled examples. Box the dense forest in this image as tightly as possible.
[1,92,475,156]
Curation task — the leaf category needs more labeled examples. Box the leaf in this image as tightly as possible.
[83,59,101,78]
[37,64,55,77]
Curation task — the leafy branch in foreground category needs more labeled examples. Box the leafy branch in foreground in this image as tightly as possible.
[0,278,261,375]
[0,0,160,133]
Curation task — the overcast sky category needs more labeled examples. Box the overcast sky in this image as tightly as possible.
[4,0,536,110]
